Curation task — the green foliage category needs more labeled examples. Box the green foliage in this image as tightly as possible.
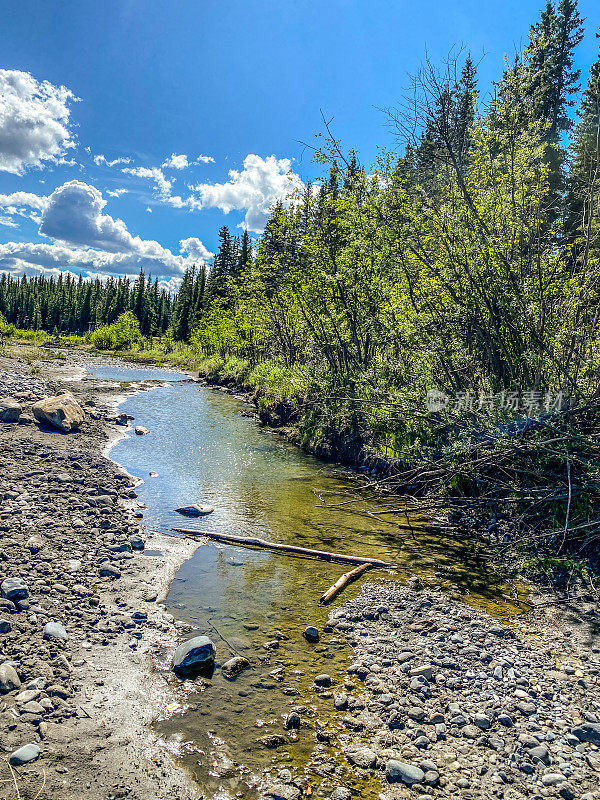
[89,311,141,351]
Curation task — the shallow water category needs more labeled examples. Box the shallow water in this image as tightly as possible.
[86,360,524,798]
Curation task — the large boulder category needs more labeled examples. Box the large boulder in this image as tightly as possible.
[0,398,21,422]
[32,392,84,432]
[172,635,215,675]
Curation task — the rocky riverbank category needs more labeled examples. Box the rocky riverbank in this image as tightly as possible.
[289,582,600,800]
[0,352,201,800]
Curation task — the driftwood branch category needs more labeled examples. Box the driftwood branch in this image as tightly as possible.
[172,528,397,568]
[319,563,373,604]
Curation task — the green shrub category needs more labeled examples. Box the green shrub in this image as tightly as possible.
[89,312,140,351]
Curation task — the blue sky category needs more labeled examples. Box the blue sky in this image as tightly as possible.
[0,0,599,287]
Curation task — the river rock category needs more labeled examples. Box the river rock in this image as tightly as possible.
[174,504,214,517]
[0,662,21,693]
[386,760,425,785]
[32,392,84,432]
[9,744,41,766]
[172,635,215,673]
[0,398,21,422]
[1,577,29,602]
[347,747,377,769]
[303,626,319,643]
[26,534,44,553]
[43,621,68,641]
[572,722,600,745]
[221,656,250,679]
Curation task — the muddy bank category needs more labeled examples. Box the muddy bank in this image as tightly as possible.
[0,352,201,800]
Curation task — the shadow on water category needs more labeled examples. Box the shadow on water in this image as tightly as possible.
[87,361,526,799]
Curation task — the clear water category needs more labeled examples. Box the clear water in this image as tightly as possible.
[86,360,525,798]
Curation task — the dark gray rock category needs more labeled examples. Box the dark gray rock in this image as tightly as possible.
[572,722,600,745]
[303,626,319,643]
[172,635,215,673]
[1,577,29,602]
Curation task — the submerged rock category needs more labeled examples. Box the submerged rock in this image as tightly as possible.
[32,392,84,432]
[172,635,215,674]
[174,504,214,517]
[221,655,250,679]
[303,626,320,643]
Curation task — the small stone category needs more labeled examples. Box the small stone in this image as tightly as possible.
[542,774,566,786]
[0,398,22,422]
[43,621,68,641]
[26,535,44,553]
[0,662,21,693]
[9,744,41,766]
[386,759,425,785]
[284,712,301,730]
[303,626,319,643]
[347,747,377,769]
[314,673,332,687]
[172,635,215,673]
[572,722,600,745]
[99,565,121,579]
[221,656,250,680]
[1,577,29,602]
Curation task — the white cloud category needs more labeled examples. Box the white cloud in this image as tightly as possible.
[0,191,49,211]
[161,153,214,169]
[94,154,131,167]
[180,237,213,262]
[0,215,18,228]
[106,188,128,198]
[162,153,189,170]
[0,69,77,175]
[0,180,210,281]
[122,165,172,197]
[191,154,304,232]
[40,181,137,252]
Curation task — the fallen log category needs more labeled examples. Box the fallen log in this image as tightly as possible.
[319,563,373,605]
[171,528,397,568]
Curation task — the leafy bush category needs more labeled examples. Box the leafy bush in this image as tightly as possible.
[89,311,140,351]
